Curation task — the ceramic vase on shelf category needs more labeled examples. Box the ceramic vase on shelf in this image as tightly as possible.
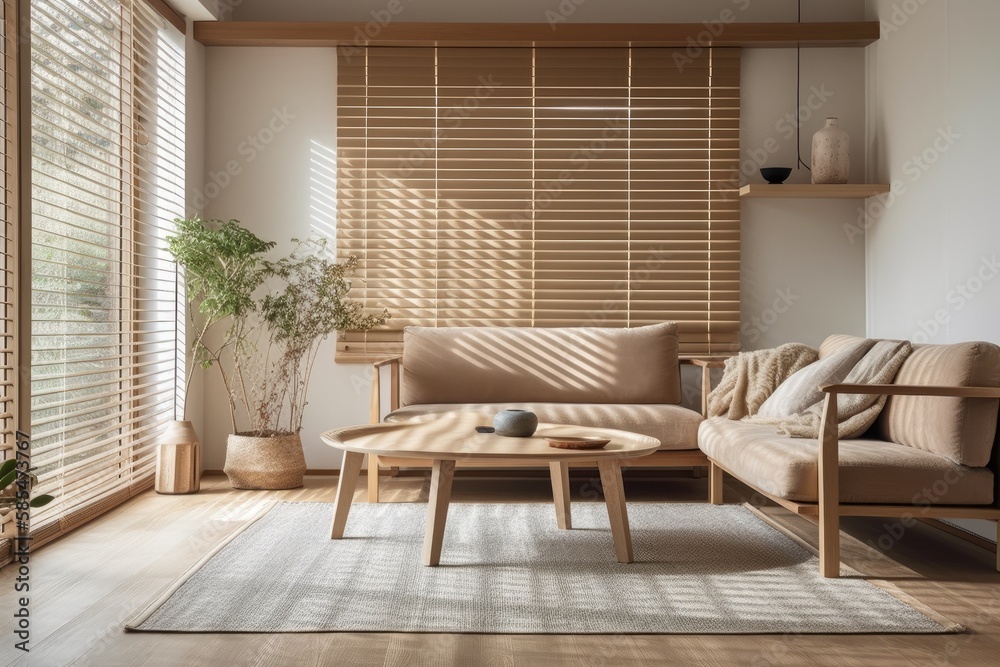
[811,117,850,184]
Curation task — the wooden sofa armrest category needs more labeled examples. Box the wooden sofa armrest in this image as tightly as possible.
[681,358,727,417]
[812,382,1000,577]
[370,357,402,424]
[821,383,1000,398]
[373,356,402,369]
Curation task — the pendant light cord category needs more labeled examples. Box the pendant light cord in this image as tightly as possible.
[796,0,811,171]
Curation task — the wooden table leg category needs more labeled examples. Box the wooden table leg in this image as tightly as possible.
[367,454,381,503]
[549,461,572,530]
[331,451,365,538]
[422,459,456,567]
[598,460,633,563]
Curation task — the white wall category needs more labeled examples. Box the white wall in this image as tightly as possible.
[865,0,1000,344]
[202,48,366,470]
[201,0,869,469]
[740,47,867,350]
[865,0,1000,540]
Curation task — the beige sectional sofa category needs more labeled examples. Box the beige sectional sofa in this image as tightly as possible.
[701,334,1000,577]
[367,322,710,502]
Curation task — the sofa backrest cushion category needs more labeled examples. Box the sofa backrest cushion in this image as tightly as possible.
[401,323,681,406]
[874,341,1000,467]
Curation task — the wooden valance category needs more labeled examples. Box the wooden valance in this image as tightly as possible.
[194,21,879,48]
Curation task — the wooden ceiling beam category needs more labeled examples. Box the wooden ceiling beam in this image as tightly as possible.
[193,21,880,48]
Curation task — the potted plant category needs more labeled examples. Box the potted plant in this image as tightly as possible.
[166,218,276,492]
[0,460,54,538]
[168,220,388,490]
[223,238,389,489]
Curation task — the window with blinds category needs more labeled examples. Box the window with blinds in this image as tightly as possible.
[336,46,740,360]
[1,0,15,459]
[29,0,184,541]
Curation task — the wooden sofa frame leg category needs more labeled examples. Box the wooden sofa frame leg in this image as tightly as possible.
[709,461,724,505]
[368,357,402,503]
[818,393,841,578]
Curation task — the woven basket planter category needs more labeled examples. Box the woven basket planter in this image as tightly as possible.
[224,433,307,490]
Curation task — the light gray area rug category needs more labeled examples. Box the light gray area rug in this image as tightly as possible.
[128,502,957,634]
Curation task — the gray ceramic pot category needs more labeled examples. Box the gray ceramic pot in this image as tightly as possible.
[493,409,539,438]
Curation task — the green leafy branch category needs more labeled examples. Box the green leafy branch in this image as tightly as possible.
[166,218,275,430]
[0,460,55,509]
[168,221,389,436]
[251,238,389,435]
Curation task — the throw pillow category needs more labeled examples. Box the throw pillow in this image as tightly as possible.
[774,339,912,439]
[754,339,876,419]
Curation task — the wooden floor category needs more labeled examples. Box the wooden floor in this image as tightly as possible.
[1,471,999,667]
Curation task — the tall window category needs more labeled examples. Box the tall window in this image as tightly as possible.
[1,0,15,453]
[1,0,15,474]
[29,0,184,541]
[336,46,740,360]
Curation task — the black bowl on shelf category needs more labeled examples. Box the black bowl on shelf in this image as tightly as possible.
[760,167,792,184]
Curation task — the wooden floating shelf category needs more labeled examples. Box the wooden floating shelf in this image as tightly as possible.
[193,21,880,48]
[739,184,892,200]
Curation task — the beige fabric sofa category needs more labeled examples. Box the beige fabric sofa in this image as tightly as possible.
[700,334,1000,577]
[367,322,710,502]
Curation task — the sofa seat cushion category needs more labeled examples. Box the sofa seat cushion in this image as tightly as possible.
[699,418,995,505]
[386,403,702,451]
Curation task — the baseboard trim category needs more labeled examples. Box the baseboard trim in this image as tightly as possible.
[203,469,345,477]
[203,467,706,480]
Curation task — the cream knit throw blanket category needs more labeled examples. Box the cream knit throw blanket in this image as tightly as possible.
[751,339,913,439]
[706,343,818,420]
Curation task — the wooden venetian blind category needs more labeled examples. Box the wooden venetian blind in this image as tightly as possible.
[336,46,740,360]
[0,0,17,566]
[29,0,184,542]
[1,0,15,458]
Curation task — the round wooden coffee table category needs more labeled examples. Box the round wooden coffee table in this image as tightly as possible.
[321,414,660,566]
